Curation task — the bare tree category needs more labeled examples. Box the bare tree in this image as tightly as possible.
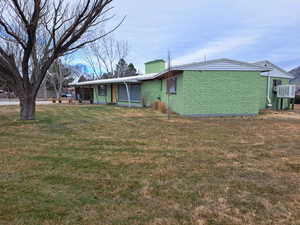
[0,0,122,120]
[47,58,72,100]
[85,34,129,79]
[0,77,6,90]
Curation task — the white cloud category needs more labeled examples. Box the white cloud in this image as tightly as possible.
[73,0,300,72]
[172,34,260,65]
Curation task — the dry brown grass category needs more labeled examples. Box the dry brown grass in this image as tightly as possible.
[0,104,300,225]
[261,105,300,120]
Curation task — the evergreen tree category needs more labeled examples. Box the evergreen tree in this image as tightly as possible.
[127,63,137,76]
[114,59,137,78]
[115,58,128,77]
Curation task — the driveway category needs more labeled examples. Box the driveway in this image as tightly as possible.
[0,100,52,106]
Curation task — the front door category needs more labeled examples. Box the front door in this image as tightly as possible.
[111,84,117,104]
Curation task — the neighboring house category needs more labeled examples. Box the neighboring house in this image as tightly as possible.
[72,58,294,117]
[253,60,294,110]
[289,66,300,103]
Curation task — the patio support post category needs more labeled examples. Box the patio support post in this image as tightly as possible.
[124,82,131,108]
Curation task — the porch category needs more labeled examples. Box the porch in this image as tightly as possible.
[93,83,143,107]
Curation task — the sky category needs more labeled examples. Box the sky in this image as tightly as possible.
[82,0,300,73]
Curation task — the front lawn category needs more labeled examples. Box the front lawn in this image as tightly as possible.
[0,105,300,225]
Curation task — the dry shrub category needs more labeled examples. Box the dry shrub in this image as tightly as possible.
[152,100,168,114]
[152,100,160,110]
[158,102,167,114]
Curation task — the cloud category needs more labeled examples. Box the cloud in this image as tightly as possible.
[172,34,260,65]
[73,0,300,72]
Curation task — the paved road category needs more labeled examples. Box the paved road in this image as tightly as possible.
[0,100,52,106]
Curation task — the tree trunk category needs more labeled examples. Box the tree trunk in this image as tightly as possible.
[20,95,36,120]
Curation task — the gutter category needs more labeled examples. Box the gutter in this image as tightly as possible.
[267,74,272,107]
[70,78,140,87]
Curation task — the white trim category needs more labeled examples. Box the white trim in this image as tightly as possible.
[172,58,271,71]
[70,73,157,86]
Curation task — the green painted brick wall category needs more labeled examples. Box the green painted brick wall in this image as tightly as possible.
[160,74,185,113]
[259,76,268,110]
[141,80,162,106]
[180,71,262,115]
[145,60,165,74]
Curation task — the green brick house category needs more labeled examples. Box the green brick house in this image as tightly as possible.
[73,58,294,117]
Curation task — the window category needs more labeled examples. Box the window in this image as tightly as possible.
[118,85,127,102]
[273,80,282,87]
[130,84,141,102]
[167,77,177,94]
[273,80,282,92]
[118,84,141,102]
[98,85,107,96]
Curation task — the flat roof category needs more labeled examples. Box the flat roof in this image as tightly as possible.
[145,59,165,64]
[70,73,158,86]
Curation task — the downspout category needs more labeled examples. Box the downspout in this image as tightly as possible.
[124,82,131,108]
[267,74,272,108]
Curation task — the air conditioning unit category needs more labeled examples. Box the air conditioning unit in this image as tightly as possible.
[277,85,296,98]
